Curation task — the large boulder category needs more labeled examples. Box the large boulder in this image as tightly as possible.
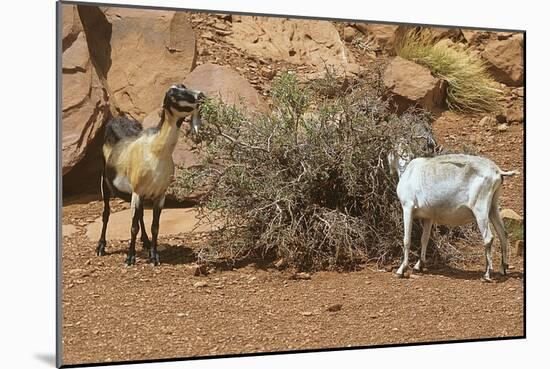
[228,16,355,73]
[383,57,446,113]
[79,6,198,120]
[482,34,524,87]
[61,7,111,175]
[183,63,269,114]
[142,63,269,168]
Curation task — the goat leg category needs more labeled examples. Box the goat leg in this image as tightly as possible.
[96,174,110,256]
[149,196,164,266]
[125,193,142,266]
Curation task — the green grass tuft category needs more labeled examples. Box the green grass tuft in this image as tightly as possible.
[395,29,502,113]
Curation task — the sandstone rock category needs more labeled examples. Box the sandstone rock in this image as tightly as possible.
[83,6,198,120]
[500,209,523,241]
[383,57,446,113]
[61,28,111,175]
[482,34,524,87]
[183,63,269,114]
[354,23,398,50]
[428,26,464,43]
[61,4,83,49]
[228,16,354,73]
[343,26,357,42]
[506,105,524,123]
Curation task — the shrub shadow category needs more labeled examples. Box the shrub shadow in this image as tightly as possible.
[420,265,524,282]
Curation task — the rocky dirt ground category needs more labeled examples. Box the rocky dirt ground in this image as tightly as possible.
[61,114,524,365]
[61,6,524,366]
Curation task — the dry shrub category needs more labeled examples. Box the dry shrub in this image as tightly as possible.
[395,28,502,113]
[179,70,477,270]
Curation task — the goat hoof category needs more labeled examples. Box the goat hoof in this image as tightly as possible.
[125,254,136,266]
[482,276,492,283]
[395,272,404,279]
[96,241,106,256]
[149,254,160,266]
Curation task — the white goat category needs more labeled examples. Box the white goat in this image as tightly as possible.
[389,153,518,281]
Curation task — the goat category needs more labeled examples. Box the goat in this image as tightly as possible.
[389,152,518,281]
[96,84,205,266]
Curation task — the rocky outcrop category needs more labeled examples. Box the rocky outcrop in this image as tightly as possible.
[93,6,197,119]
[61,9,111,175]
[383,57,446,113]
[482,34,524,87]
[184,63,269,114]
[228,16,355,73]
[62,4,199,193]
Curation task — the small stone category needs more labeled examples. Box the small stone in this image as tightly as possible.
[327,304,343,312]
[92,329,100,335]
[301,311,313,316]
[392,327,399,331]
[203,31,215,41]
[193,264,209,277]
[515,240,524,257]
[495,113,507,123]
[497,123,509,132]
[68,268,85,275]
[177,312,188,317]
[215,29,233,36]
[274,258,286,269]
[213,21,228,30]
[292,272,311,280]
[479,116,497,126]
[193,281,209,288]
[343,26,356,42]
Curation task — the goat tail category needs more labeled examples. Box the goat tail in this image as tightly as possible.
[501,169,520,177]
[500,169,519,183]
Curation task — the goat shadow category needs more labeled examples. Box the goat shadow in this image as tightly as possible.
[419,265,524,283]
[105,241,197,266]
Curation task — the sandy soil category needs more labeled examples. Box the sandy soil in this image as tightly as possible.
[61,111,524,365]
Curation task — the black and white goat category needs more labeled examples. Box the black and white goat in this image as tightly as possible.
[388,151,517,281]
[96,84,205,266]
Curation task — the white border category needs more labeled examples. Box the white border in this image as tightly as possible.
[2,0,545,368]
